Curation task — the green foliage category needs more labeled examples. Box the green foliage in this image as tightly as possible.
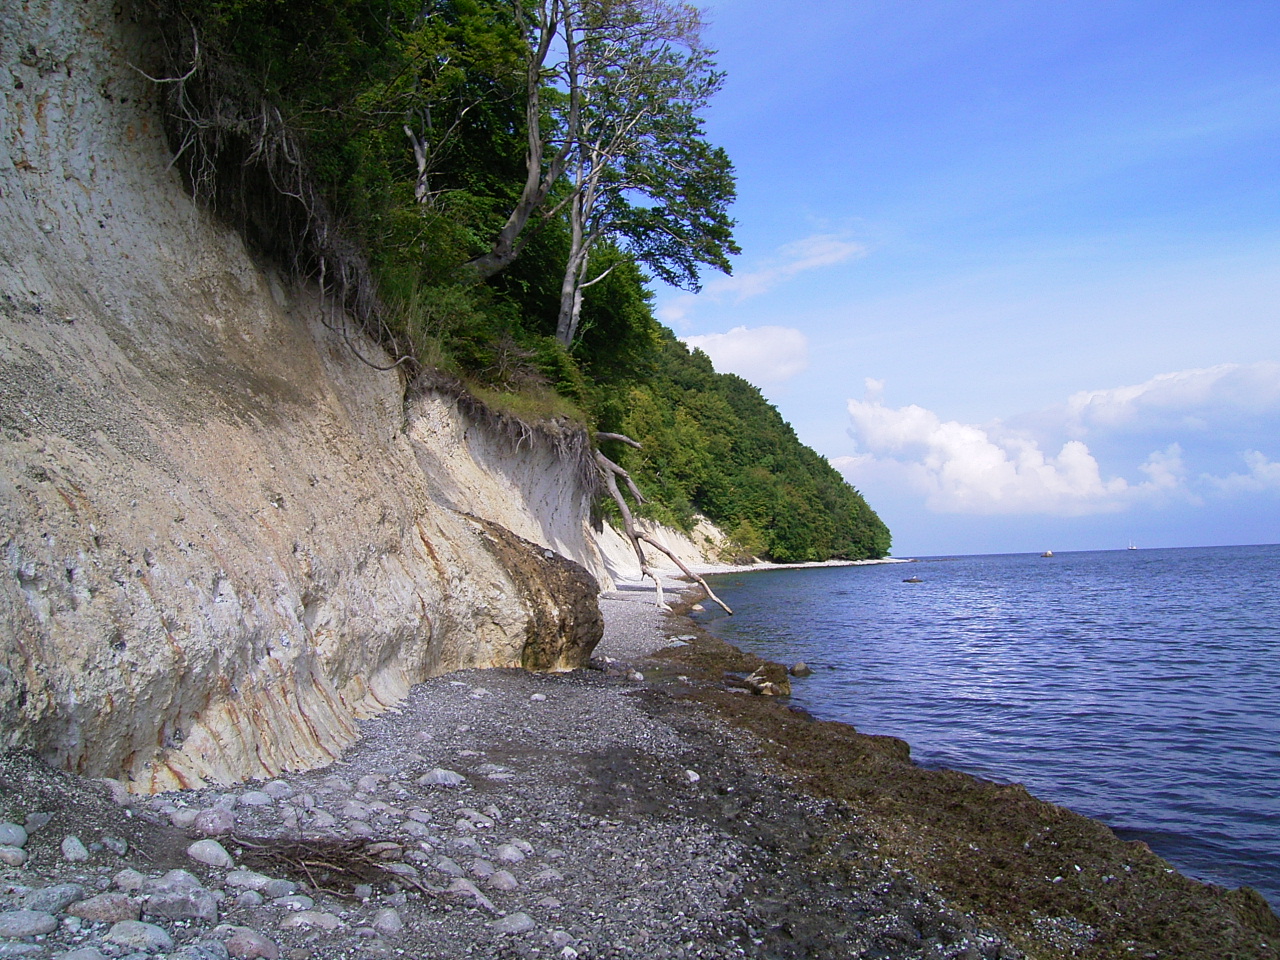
[142,0,890,561]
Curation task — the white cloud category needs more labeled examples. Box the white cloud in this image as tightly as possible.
[1063,362,1280,436]
[1209,451,1280,493]
[683,325,809,383]
[658,233,866,325]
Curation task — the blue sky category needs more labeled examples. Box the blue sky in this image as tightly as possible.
[654,0,1280,556]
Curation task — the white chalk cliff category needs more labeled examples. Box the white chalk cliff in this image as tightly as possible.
[0,0,622,792]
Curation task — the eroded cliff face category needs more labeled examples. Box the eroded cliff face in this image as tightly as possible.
[0,0,601,791]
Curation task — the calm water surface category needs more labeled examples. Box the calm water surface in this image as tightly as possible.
[697,544,1280,909]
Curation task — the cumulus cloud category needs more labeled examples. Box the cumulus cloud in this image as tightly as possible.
[1209,451,1280,493]
[658,233,865,325]
[1063,362,1280,436]
[683,325,809,384]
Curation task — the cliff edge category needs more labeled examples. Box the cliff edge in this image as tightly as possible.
[0,0,604,792]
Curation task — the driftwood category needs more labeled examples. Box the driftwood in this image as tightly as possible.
[595,433,731,615]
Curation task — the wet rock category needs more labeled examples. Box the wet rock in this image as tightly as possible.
[105,919,174,953]
[789,662,813,678]
[0,910,58,937]
[67,892,141,923]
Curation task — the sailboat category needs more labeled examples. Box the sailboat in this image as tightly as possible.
[1127,540,1137,550]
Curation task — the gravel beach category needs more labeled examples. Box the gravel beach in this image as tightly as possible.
[2,577,1277,960]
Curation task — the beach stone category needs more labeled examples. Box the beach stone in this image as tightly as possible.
[495,843,525,863]
[789,661,813,678]
[0,824,27,848]
[279,910,342,932]
[170,941,231,960]
[0,910,58,937]
[21,884,85,913]
[187,839,234,868]
[105,920,174,952]
[260,879,296,899]
[491,912,536,935]
[22,814,51,835]
[216,926,280,960]
[486,870,518,891]
[60,836,88,862]
[113,869,147,892]
[445,879,495,913]
[67,893,140,923]
[417,768,464,788]
[143,870,218,922]
[0,944,47,958]
[370,909,402,936]
[193,809,235,836]
[434,857,464,878]
[0,847,27,867]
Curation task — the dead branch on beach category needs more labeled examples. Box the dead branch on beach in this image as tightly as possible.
[595,433,732,615]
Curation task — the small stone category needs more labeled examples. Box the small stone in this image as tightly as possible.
[170,809,200,829]
[21,884,86,913]
[353,884,374,900]
[59,949,110,960]
[279,910,343,932]
[469,859,495,878]
[218,926,281,960]
[370,908,403,936]
[235,891,264,908]
[113,869,147,892]
[355,775,381,793]
[237,791,273,808]
[193,808,236,836]
[490,912,536,935]
[187,839,234,868]
[445,879,495,913]
[263,781,294,800]
[447,836,483,857]
[224,871,271,891]
[380,862,418,878]
[0,824,27,848]
[434,857,464,877]
[60,836,89,862]
[67,893,140,923]
[260,879,296,899]
[0,847,27,867]
[308,810,337,829]
[684,770,701,784]
[347,821,375,838]
[530,694,547,702]
[400,821,431,839]
[101,835,128,856]
[538,896,562,908]
[533,868,564,885]
[789,661,813,678]
[485,870,518,891]
[22,813,52,835]
[551,930,574,948]
[417,768,464,788]
[0,910,58,937]
[105,919,174,952]
[494,844,525,864]
[272,896,313,912]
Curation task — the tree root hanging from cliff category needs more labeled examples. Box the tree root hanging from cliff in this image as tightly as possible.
[595,433,731,615]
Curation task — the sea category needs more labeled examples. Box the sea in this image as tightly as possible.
[694,543,1280,911]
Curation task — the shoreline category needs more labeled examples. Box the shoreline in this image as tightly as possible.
[1,583,1277,959]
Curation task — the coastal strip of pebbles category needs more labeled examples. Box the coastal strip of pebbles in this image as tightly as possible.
[1,582,1019,960]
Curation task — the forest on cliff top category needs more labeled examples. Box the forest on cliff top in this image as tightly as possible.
[140,0,890,561]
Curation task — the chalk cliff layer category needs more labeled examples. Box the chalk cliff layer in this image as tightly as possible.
[0,0,602,791]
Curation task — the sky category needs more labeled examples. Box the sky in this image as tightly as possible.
[652,0,1280,556]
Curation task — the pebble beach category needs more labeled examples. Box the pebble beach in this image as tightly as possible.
[1,578,1276,960]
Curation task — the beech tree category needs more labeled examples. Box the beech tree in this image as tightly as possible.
[465,0,738,347]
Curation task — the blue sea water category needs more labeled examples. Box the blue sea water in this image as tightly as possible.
[696,544,1280,910]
